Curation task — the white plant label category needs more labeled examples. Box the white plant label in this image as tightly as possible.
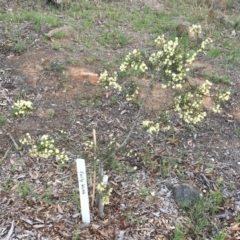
[76,158,90,224]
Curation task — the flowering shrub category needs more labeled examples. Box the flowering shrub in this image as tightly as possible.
[12,100,33,116]
[98,25,230,127]
[19,133,68,164]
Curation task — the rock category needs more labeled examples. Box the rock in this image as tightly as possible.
[68,67,99,85]
[45,26,79,41]
[44,0,62,7]
[36,108,55,118]
[176,22,202,41]
[171,183,201,207]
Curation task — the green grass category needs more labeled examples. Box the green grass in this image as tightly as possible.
[181,190,225,239]
[206,48,221,58]
[0,10,59,31]
[53,30,65,39]
[0,115,6,125]
[204,73,231,85]
[173,225,186,240]
[98,29,129,49]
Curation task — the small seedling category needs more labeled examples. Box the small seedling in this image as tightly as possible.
[16,181,35,199]
[139,186,149,196]
[72,227,81,240]
[52,43,62,50]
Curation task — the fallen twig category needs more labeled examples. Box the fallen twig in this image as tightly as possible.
[3,220,14,240]
[0,145,12,163]
[8,133,19,150]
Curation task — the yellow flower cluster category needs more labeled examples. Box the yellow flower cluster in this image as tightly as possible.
[149,36,187,89]
[142,111,171,133]
[98,70,122,92]
[119,49,148,73]
[174,92,207,124]
[12,100,33,116]
[213,90,231,113]
[126,86,139,101]
[188,24,202,41]
[142,120,160,134]
[125,81,139,102]
[149,34,212,89]
[173,78,212,124]
[189,24,202,35]
[198,80,212,95]
[19,133,69,164]
[215,90,231,102]
[97,183,113,205]
[83,140,94,149]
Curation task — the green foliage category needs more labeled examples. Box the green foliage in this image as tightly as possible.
[173,225,186,240]
[213,230,226,240]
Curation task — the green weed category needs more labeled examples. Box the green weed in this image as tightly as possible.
[16,181,35,199]
[139,186,149,196]
[42,188,54,204]
[0,115,6,125]
[14,39,28,53]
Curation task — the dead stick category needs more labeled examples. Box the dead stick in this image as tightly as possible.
[8,133,19,150]
[0,145,12,163]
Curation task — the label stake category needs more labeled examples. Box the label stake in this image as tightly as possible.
[76,158,90,224]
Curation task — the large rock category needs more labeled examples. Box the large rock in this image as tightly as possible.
[171,183,202,207]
